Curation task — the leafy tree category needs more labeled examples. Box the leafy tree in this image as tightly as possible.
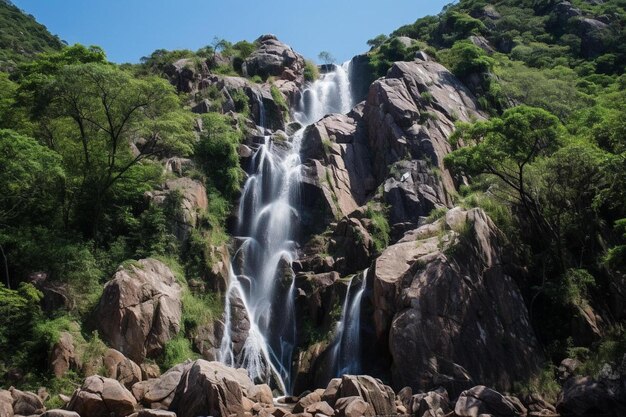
[445,106,562,244]
[367,34,388,49]
[440,40,495,78]
[318,51,335,65]
[44,63,194,237]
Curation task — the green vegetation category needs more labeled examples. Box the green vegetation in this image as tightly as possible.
[364,202,391,252]
[303,60,319,82]
[0,1,63,70]
[0,7,249,388]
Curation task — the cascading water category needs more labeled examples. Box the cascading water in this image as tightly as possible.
[295,61,353,125]
[330,268,368,376]
[219,60,354,394]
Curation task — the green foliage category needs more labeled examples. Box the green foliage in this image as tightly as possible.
[161,336,198,371]
[195,113,243,199]
[270,85,289,113]
[367,34,389,49]
[318,51,335,64]
[426,207,449,223]
[0,1,64,70]
[0,129,64,225]
[513,363,561,404]
[181,290,222,333]
[365,202,391,252]
[303,60,319,82]
[439,40,495,78]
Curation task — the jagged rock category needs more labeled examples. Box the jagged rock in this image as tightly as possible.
[169,360,254,417]
[135,361,192,408]
[469,35,495,53]
[571,303,604,346]
[103,349,143,389]
[164,157,193,177]
[305,401,334,416]
[299,112,375,227]
[410,387,451,417]
[9,387,44,416]
[95,258,182,363]
[337,375,396,416]
[334,396,373,417]
[243,35,305,80]
[249,384,273,405]
[67,375,137,417]
[322,378,342,407]
[375,208,541,394]
[364,61,483,206]
[39,411,81,417]
[0,390,12,417]
[164,58,205,93]
[557,376,626,417]
[455,386,525,417]
[578,17,611,58]
[146,177,208,242]
[50,331,80,378]
[191,319,225,361]
[330,216,373,275]
[558,358,581,382]
[293,392,322,413]
[521,393,557,415]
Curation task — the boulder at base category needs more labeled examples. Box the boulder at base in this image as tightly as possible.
[95,258,182,363]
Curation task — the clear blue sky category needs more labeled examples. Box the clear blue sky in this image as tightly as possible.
[12,0,450,64]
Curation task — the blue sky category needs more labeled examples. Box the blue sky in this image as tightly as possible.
[12,0,450,64]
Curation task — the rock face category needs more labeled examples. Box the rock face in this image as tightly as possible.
[363,60,484,219]
[133,361,192,409]
[371,208,542,394]
[103,349,143,389]
[557,374,626,417]
[50,331,79,378]
[67,375,137,417]
[243,34,305,80]
[169,360,255,417]
[8,387,45,416]
[455,385,526,417]
[299,58,484,241]
[147,177,208,242]
[96,259,182,363]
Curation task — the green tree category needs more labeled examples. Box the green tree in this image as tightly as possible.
[45,63,195,237]
[318,51,335,65]
[445,106,562,243]
[367,34,388,49]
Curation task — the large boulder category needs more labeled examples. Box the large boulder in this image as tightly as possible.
[8,387,45,416]
[374,208,542,394]
[336,375,396,416]
[39,411,81,417]
[0,390,12,417]
[454,386,526,417]
[169,360,255,417]
[363,60,484,215]
[557,375,626,417]
[50,331,80,378]
[133,361,192,409]
[164,58,206,93]
[243,35,305,80]
[409,387,451,417]
[67,375,137,417]
[95,258,182,363]
[103,349,143,389]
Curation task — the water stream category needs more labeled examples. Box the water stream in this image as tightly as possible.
[219,62,354,394]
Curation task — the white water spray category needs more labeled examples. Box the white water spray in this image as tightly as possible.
[219,60,355,394]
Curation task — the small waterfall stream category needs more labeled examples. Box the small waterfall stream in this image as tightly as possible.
[219,61,354,394]
[330,268,368,376]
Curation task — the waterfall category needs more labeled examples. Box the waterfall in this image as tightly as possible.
[219,60,354,395]
[332,268,368,376]
[295,61,353,125]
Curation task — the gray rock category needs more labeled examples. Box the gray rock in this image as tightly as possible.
[455,386,525,417]
[169,360,254,417]
[95,259,182,363]
[67,375,137,417]
[243,34,305,80]
[377,208,542,395]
